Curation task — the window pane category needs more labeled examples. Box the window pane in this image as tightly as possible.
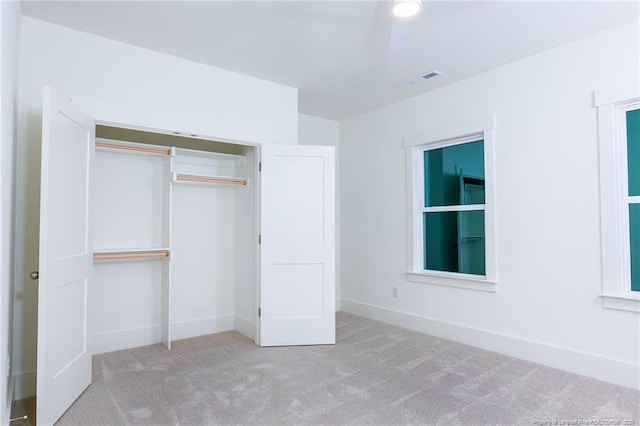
[630,203,640,292]
[627,109,640,196]
[424,210,485,275]
[424,140,484,207]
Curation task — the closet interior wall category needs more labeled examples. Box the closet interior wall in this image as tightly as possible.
[91,125,257,354]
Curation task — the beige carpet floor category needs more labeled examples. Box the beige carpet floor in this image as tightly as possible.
[13,312,640,425]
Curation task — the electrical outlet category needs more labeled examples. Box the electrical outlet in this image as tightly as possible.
[392,286,399,298]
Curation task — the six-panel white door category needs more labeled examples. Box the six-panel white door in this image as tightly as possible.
[36,86,94,425]
[259,145,336,346]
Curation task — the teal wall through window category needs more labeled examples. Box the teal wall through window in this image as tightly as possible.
[627,109,640,196]
[629,204,640,292]
[424,140,485,207]
[423,208,486,275]
[424,212,457,273]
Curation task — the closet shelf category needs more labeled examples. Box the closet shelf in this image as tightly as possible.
[96,139,172,156]
[93,248,171,261]
[173,147,246,165]
[172,148,246,179]
[173,172,247,186]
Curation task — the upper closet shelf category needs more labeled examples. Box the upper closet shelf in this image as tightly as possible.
[96,139,173,156]
[172,147,246,178]
[95,138,249,183]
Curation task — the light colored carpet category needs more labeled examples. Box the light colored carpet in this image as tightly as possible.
[15,312,640,425]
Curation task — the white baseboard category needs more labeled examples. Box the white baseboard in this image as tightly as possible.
[13,370,35,400]
[92,325,161,355]
[341,299,640,390]
[234,315,255,341]
[170,315,234,341]
[92,316,236,354]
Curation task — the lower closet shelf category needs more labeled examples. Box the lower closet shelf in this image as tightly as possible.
[93,248,171,261]
[173,172,247,186]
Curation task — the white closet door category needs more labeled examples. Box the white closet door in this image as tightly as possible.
[259,145,335,346]
[36,86,94,425]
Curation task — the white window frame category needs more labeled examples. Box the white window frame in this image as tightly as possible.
[405,115,497,292]
[595,81,640,312]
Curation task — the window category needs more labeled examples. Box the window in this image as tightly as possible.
[405,116,497,292]
[596,81,640,312]
[423,139,486,275]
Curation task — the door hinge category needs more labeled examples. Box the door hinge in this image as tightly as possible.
[258,235,261,244]
[258,308,261,318]
[259,162,262,172]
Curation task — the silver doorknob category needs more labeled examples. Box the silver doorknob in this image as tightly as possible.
[30,271,39,280]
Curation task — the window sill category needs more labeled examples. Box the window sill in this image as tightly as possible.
[599,293,640,313]
[406,271,497,292]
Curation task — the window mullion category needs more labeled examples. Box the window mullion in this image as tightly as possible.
[422,204,486,213]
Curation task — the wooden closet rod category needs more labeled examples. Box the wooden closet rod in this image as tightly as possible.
[96,141,172,155]
[176,174,247,186]
[93,251,170,261]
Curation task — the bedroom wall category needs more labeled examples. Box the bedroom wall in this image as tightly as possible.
[299,113,341,309]
[0,0,20,418]
[14,16,298,398]
[340,20,640,389]
[298,113,339,148]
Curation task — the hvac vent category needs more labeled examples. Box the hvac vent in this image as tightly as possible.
[405,70,444,85]
[421,70,442,80]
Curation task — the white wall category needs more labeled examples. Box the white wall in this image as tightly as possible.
[14,16,298,398]
[298,113,339,147]
[19,18,298,145]
[0,0,20,420]
[298,113,341,309]
[340,20,640,389]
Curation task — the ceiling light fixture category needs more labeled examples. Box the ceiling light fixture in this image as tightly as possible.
[392,0,422,18]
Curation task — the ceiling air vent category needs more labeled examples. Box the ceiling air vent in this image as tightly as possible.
[421,70,442,80]
[405,70,443,85]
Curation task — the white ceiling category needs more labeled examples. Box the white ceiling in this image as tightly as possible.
[21,1,640,121]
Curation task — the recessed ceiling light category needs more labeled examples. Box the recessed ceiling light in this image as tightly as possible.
[392,0,422,18]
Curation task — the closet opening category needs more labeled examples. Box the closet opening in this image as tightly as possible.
[91,123,258,355]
